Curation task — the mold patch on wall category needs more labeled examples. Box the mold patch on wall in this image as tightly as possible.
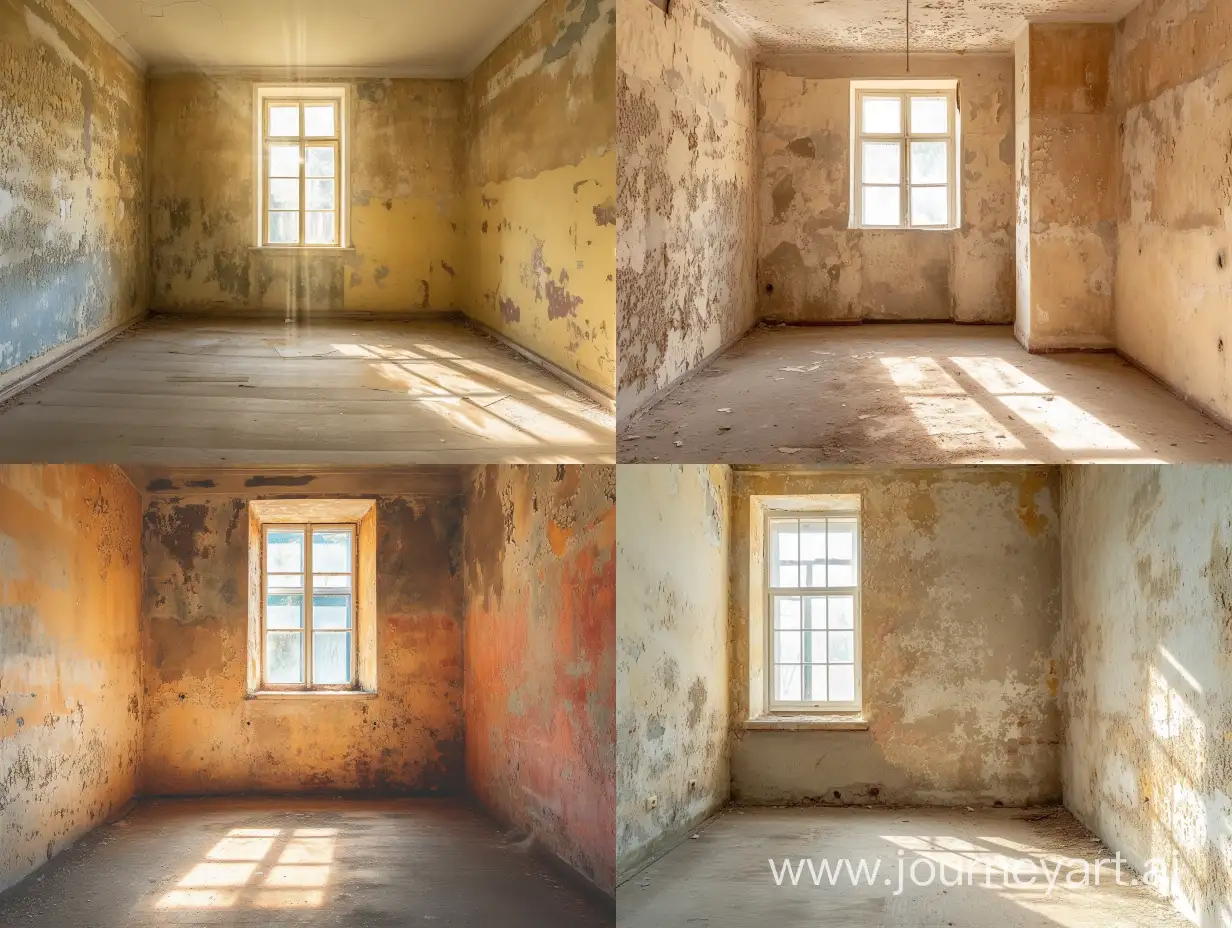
[464,465,616,893]
[0,0,147,385]
[617,0,757,416]
[0,465,142,894]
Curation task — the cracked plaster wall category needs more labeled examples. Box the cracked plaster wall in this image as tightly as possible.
[729,467,1062,805]
[0,0,147,389]
[463,464,616,893]
[1062,465,1232,927]
[617,0,758,417]
[0,465,142,895]
[759,54,1015,323]
[615,464,730,882]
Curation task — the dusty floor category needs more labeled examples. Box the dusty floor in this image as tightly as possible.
[0,316,614,464]
[0,797,610,927]
[618,806,1190,928]
[618,325,1232,464]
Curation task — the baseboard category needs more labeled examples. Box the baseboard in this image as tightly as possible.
[149,307,464,323]
[1116,345,1232,437]
[616,805,726,888]
[1016,331,1117,354]
[619,322,754,424]
[0,313,145,406]
[467,319,615,409]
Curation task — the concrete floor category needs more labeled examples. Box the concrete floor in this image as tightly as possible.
[618,324,1232,464]
[0,797,610,927]
[618,806,1190,928]
[0,316,614,464]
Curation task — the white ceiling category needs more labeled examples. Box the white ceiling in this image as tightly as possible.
[701,0,1143,53]
[73,0,545,75]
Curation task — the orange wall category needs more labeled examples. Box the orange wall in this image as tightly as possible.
[0,465,143,893]
[463,465,616,894]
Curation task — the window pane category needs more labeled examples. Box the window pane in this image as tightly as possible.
[828,630,855,664]
[827,519,857,586]
[775,664,802,702]
[306,212,336,245]
[267,574,303,591]
[808,665,827,702]
[862,186,900,226]
[266,594,303,629]
[266,631,303,684]
[267,530,303,572]
[910,186,949,226]
[269,145,300,178]
[806,631,827,664]
[775,630,801,664]
[911,96,949,133]
[307,179,335,211]
[305,146,335,178]
[313,594,350,630]
[312,531,350,572]
[314,573,351,589]
[802,596,825,630]
[829,595,855,629]
[269,178,299,211]
[268,105,299,137]
[313,631,351,684]
[799,520,826,586]
[862,96,901,133]
[861,141,900,184]
[830,664,856,702]
[770,520,799,587]
[303,104,335,138]
[774,595,801,630]
[269,212,299,244]
[910,141,948,184]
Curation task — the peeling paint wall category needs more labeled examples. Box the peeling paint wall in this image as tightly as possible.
[1014,24,1116,351]
[464,465,616,893]
[0,0,147,387]
[1113,0,1232,423]
[616,464,730,882]
[0,465,142,894]
[617,0,757,416]
[1061,465,1232,927]
[759,54,1015,323]
[464,0,616,396]
[148,75,465,315]
[140,484,464,794]
[729,467,1061,805]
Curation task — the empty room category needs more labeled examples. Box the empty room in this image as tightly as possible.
[618,0,1232,464]
[0,0,616,463]
[617,464,1232,926]
[0,463,615,924]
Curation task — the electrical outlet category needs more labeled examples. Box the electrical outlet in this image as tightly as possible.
[646,794,658,811]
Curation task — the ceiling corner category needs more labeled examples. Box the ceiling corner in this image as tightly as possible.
[65,0,147,71]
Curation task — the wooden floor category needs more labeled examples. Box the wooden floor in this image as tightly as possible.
[0,316,614,464]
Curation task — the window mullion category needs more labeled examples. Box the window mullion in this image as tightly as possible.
[304,523,313,689]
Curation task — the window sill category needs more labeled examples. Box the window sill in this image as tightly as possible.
[744,714,869,731]
[249,246,356,254]
[247,690,377,700]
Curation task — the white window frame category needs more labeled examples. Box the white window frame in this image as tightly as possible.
[253,85,350,249]
[261,521,358,691]
[850,80,960,231]
[764,509,863,713]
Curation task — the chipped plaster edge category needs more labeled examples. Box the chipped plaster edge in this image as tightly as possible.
[64,0,146,71]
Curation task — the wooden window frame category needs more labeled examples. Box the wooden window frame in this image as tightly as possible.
[254,85,348,249]
[851,81,960,231]
[260,521,359,692]
[763,509,863,713]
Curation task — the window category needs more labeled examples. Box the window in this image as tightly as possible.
[263,524,356,689]
[852,81,959,229]
[255,86,347,247]
[765,511,861,711]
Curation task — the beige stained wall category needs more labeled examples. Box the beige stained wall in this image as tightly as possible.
[1014,24,1117,352]
[148,75,465,316]
[0,0,147,388]
[464,0,617,396]
[729,467,1062,805]
[616,464,730,881]
[1062,465,1232,927]
[139,476,465,795]
[0,465,142,894]
[616,0,758,416]
[759,54,1015,323]
[1114,0,1232,424]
